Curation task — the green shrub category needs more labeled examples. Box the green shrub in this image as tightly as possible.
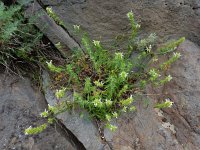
[0,1,44,70]
[25,11,185,134]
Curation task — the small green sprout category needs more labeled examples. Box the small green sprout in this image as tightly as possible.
[127,11,134,20]
[48,118,54,124]
[149,69,160,81]
[140,80,147,89]
[135,24,141,29]
[73,25,80,32]
[46,7,53,15]
[93,40,101,47]
[105,99,113,107]
[106,123,117,132]
[173,52,181,59]
[155,99,174,109]
[48,104,56,113]
[158,37,185,54]
[94,80,104,87]
[160,75,173,84]
[122,106,128,112]
[129,106,136,112]
[46,60,63,73]
[160,52,181,70]
[120,95,134,106]
[112,112,118,118]
[93,99,103,108]
[146,45,152,53]
[40,109,48,118]
[152,56,158,62]
[106,114,111,121]
[115,52,124,59]
[25,124,47,135]
[46,7,64,26]
[166,75,173,82]
[55,88,66,99]
[120,71,128,80]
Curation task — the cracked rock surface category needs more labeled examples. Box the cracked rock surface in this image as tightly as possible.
[149,40,200,150]
[1,0,200,149]
[38,0,200,48]
[0,72,77,150]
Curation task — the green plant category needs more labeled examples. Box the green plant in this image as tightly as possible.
[46,7,65,26]
[25,11,184,134]
[155,98,173,109]
[0,1,45,71]
[25,124,47,135]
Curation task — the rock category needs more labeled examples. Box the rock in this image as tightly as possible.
[24,0,200,149]
[25,1,81,57]
[42,70,107,150]
[0,72,76,150]
[149,40,200,149]
[104,100,183,150]
[37,0,200,47]
[103,41,200,150]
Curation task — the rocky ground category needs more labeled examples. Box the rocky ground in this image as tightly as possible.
[0,72,84,150]
[30,0,200,49]
[1,0,200,149]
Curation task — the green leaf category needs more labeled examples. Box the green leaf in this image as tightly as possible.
[157,37,185,54]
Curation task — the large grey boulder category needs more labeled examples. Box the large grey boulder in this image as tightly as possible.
[100,40,200,150]
[24,0,200,58]
[0,72,77,150]
[103,100,183,150]
[38,0,200,46]
[149,40,200,149]
[25,1,81,57]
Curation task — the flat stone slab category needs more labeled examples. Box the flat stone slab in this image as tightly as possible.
[42,71,107,150]
[25,1,81,57]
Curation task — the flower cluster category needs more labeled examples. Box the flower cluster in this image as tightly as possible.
[46,60,63,73]
[93,40,101,47]
[121,95,134,106]
[155,98,174,109]
[94,80,104,87]
[73,25,80,32]
[120,71,128,80]
[25,124,47,135]
[46,7,64,26]
[40,109,48,118]
[149,69,160,81]
[115,52,124,59]
[93,98,103,107]
[55,88,66,99]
